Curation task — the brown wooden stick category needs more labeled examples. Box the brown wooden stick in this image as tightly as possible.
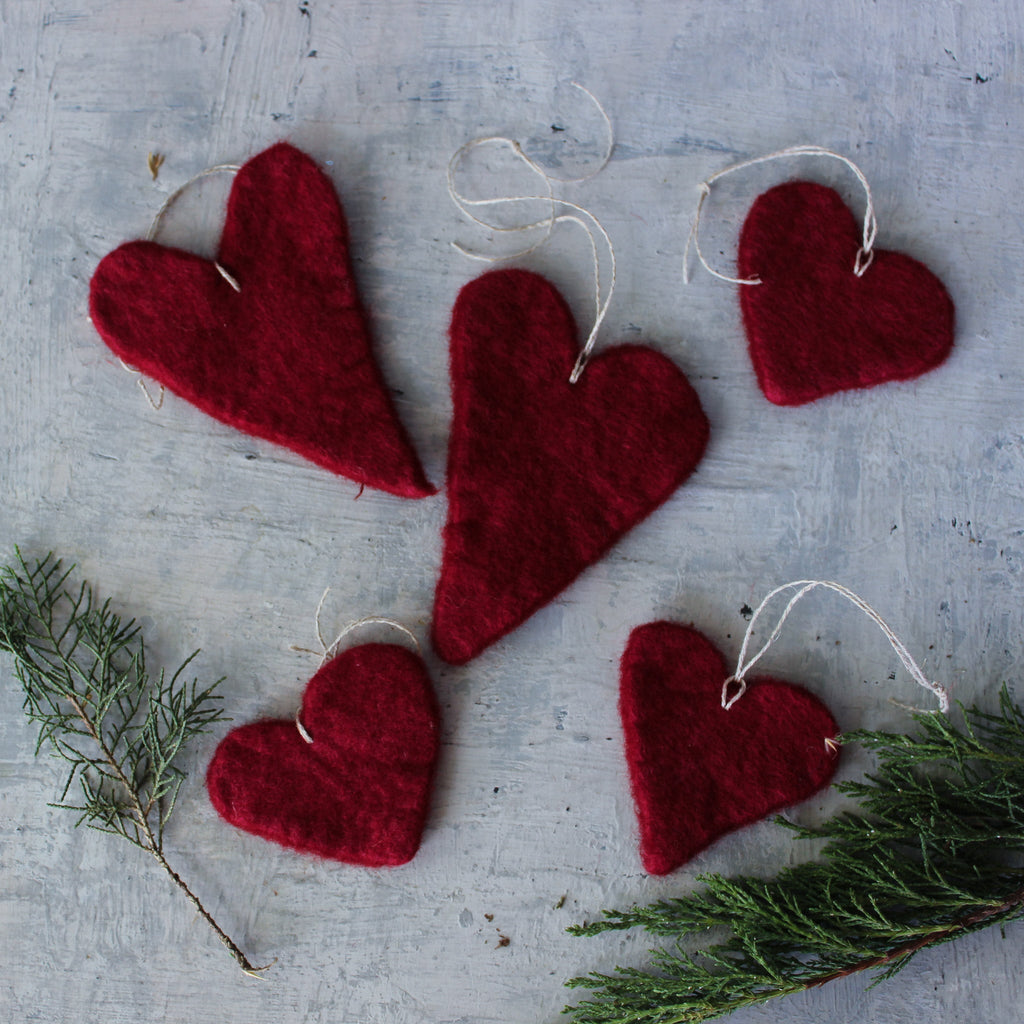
[66,691,270,975]
[808,885,1024,989]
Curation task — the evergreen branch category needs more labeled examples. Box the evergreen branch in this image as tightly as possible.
[0,550,269,975]
[565,690,1024,1023]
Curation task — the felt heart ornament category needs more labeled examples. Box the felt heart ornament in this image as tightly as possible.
[89,142,434,498]
[206,643,441,866]
[431,269,710,665]
[620,621,839,875]
[737,180,955,406]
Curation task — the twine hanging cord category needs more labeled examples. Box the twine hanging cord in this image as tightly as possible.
[447,82,615,384]
[721,579,950,715]
[146,162,243,290]
[120,162,243,409]
[288,587,421,744]
[683,145,879,286]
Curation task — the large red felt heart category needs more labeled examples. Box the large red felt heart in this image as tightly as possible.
[206,643,440,866]
[737,181,955,406]
[431,269,710,665]
[89,142,434,498]
[620,622,839,874]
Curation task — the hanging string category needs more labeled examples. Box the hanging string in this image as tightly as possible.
[289,587,422,744]
[289,587,422,666]
[447,82,615,383]
[721,579,950,715]
[683,145,879,286]
[146,163,241,240]
[146,162,243,290]
[120,163,243,407]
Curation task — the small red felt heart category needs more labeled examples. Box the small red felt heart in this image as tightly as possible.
[620,622,839,874]
[89,142,434,498]
[432,269,710,665]
[737,181,955,406]
[206,643,440,867]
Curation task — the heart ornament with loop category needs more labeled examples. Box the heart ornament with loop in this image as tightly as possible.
[206,588,441,867]
[89,142,434,498]
[433,87,710,664]
[619,579,950,875]
[684,145,955,406]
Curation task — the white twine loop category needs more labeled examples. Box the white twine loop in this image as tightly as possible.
[146,162,243,290]
[722,580,950,716]
[289,587,422,745]
[289,590,423,743]
[289,587,422,666]
[121,162,243,407]
[146,163,241,238]
[683,145,879,287]
[447,82,615,383]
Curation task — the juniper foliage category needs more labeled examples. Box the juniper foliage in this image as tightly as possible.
[566,691,1024,1023]
[0,551,266,973]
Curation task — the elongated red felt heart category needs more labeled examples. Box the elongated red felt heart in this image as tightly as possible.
[432,269,710,665]
[620,622,839,874]
[89,142,434,498]
[206,643,440,866]
[737,181,955,406]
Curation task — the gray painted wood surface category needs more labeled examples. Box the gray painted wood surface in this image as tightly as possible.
[2,1,1023,1021]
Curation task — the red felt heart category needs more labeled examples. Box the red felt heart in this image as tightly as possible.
[431,269,710,665]
[89,142,434,498]
[206,643,440,866]
[737,181,955,406]
[620,622,839,874]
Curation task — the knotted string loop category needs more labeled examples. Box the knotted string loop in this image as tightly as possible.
[147,162,243,289]
[722,579,950,715]
[289,588,422,744]
[683,146,879,286]
[121,162,243,407]
[447,83,615,383]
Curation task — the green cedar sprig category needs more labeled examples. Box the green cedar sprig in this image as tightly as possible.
[565,690,1024,1023]
[0,550,268,974]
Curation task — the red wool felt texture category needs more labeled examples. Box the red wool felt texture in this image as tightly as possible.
[432,269,710,665]
[737,181,955,406]
[620,622,839,875]
[89,142,434,498]
[206,643,441,867]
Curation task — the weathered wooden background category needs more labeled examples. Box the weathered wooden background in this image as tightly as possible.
[2,1,1023,1022]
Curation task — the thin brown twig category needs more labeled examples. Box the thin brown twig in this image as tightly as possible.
[643,890,1024,1024]
[65,690,269,974]
[808,885,1024,989]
